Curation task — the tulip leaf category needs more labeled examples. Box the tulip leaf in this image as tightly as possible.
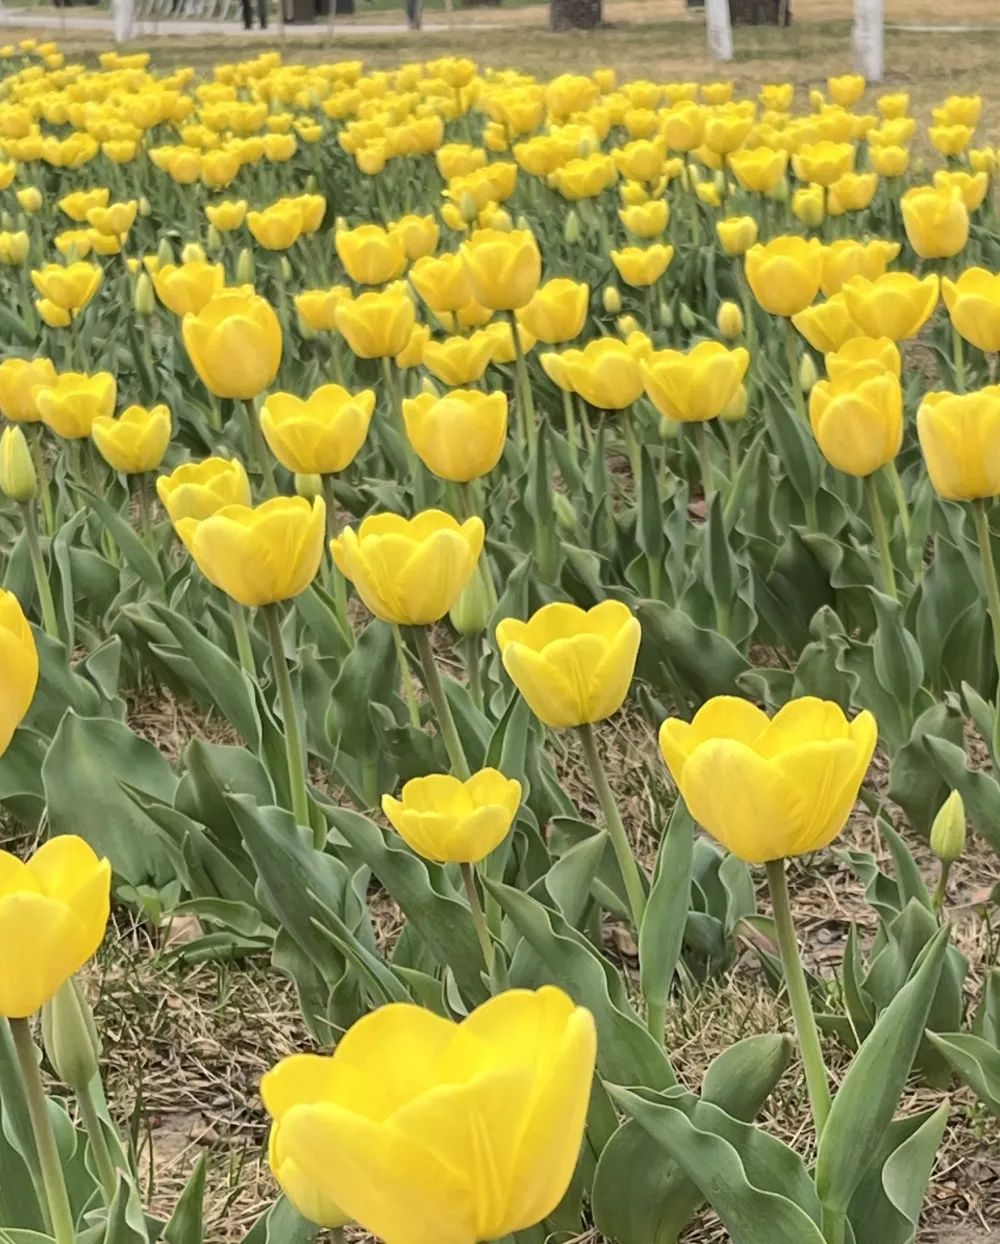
[888,699,966,835]
[815,923,950,1213]
[925,1031,1000,1115]
[922,733,1000,851]
[102,1172,151,1244]
[0,1022,46,1231]
[486,879,676,1089]
[639,799,694,1030]
[635,599,749,701]
[74,483,166,594]
[607,1085,826,1244]
[240,1196,318,1244]
[163,1155,206,1244]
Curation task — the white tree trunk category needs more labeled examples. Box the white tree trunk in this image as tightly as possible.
[705,0,734,61]
[113,0,135,42]
[853,0,884,82]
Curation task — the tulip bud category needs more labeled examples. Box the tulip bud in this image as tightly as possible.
[0,210,12,230]
[514,214,530,232]
[713,170,726,196]
[659,413,682,439]
[157,237,174,266]
[281,256,293,281]
[564,209,582,245]
[17,185,41,213]
[205,224,223,254]
[138,195,151,217]
[181,242,206,265]
[420,375,440,397]
[486,208,513,231]
[133,271,155,318]
[3,230,28,264]
[236,246,255,284]
[305,173,317,193]
[602,285,622,314]
[334,215,348,233]
[458,191,479,224]
[617,314,639,336]
[719,383,748,423]
[766,175,790,203]
[552,491,579,533]
[679,302,697,331]
[659,300,674,329]
[0,425,37,502]
[294,472,323,500]
[799,352,819,393]
[41,978,101,1093]
[930,790,966,864]
[716,300,744,340]
[449,570,491,635]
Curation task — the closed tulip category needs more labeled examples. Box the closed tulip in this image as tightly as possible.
[0,836,111,1018]
[550,155,617,201]
[943,268,1000,353]
[496,600,640,729]
[260,385,375,475]
[559,333,650,409]
[461,228,541,311]
[402,390,507,482]
[334,285,416,359]
[659,695,877,862]
[409,253,474,313]
[30,261,102,314]
[618,199,669,239]
[716,215,758,257]
[262,986,595,1241]
[331,510,484,626]
[422,333,495,386]
[156,456,251,524]
[702,110,752,155]
[969,148,997,175]
[661,102,704,151]
[791,184,825,229]
[335,223,407,286]
[91,404,171,473]
[792,141,854,187]
[34,371,116,439]
[825,336,900,381]
[183,290,282,399]
[205,199,248,231]
[841,272,939,341]
[729,146,788,193]
[809,365,902,476]
[901,184,969,260]
[820,238,900,297]
[929,124,973,157]
[152,261,226,317]
[0,356,57,423]
[641,340,749,422]
[791,293,865,352]
[918,388,1000,501]
[515,279,588,344]
[0,426,36,503]
[745,236,824,317]
[610,244,674,288]
[382,769,521,863]
[0,589,37,757]
[177,496,325,607]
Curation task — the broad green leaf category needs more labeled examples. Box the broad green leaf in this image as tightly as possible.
[163,1155,206,1244]
[888,699,965,835]
[240,1197,318,1244]
[926,1032,1000,1115]
[639,800,694,1031]
[72,484,165,594]
[922,734,1000,852]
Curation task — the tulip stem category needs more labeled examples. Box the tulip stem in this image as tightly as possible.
[9,1018,77,1244]
[243,398,277,497]
[228,598,257,679]
[262,604,316,845]
[135,472,155,551]
[508,310,538,454]
[932,859,952,914]
[21,501,60,639]
[783,318,807,421]
[952,325,966,394]
[864,473,898,600]
[75,1079,118,1203]
[461,862,495,975]
[972,500,1000,766]
[562,388,579,464]
[622,411,643,488]
[414,625,471,779]
[695,421,713,500]
[765,859,832,1140]
[577,723,647,929]
[392,624,422,729]
[464,635,484,711]
[322,476,355,651]
[29,425,54,536]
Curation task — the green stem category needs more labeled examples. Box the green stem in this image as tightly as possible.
[322,475,355,650]
[464,634,483,711]
[622,410,642,488]
[885,460,911,543]
[578,395,595,453]
[29,424,54,536]
[75,1079,118,1203]
[21,501,59,638]
[243,398,277,496]
[227,597,257,679]
[952,324,966,393]
[413,625,471,779]
[765,859,832,1139]
[461,861,494,974]
[784,319,807,421]
[135,472,155,550]
[577,723,647,929]
[562,387,579,464]
[508,309,537,454]
[392,624,422,728]
[695,420,713,499]
[262,604,315,844]
[932,860,952,914]
[972,499,1000,765]
[865,473,898,600]
[10,1018,77,1244]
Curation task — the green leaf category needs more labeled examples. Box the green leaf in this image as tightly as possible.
[636,600,749,701]
[639,800,694,1029]
[101,1172,151,1243]
[922,734,1000,852]
[163,1155,206,1244]
[240,1197,318,1244]
[925,1032,1000,1115]
[73,484,165,594]
[636,445,664,570]
[888,699,966,835]
[876,816,932,911]
[815,924,950,1212]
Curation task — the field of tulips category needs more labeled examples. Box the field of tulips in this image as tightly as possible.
[3,33,1000,1244]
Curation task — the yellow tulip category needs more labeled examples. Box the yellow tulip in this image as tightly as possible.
[558,333,650,410]
[0,588,37,759]
[0,835,111,1018]
[382,769,521,863]
[760,83,794,112]
[661,102,704,152]
[791,184,825,229]
[57,187,109,223]
[820,238,900,298]
[183,290,282,399]
[262,985,595,1241]
[436,143,487,180]
[496,600,640,729]
[876,91,909,119]
[869,144,909,177]
[549,154,617,202]
[0,427,36,503]
[200,150,240,189]
[917,387,1000,501]
[929,124,973,157]
[659,695,877,862]
[745,236,824,318]
[396,324,432,369]
[716,215,758,257]
[933,169,988,213]
[294,286,351,333]
[943,268,1000,353]
[152,261,226,317]
[422,333,494,386]
[409,253,474,314]
[694,181,722,208]
[36,300,71,329]
[479,320,535,366]
[841,272,939,341]
[402,390,507,482]
[334,285,416,359]
[808,365,902,476]
[34,371,116,439]
[869,117,916,147]
[791,293,865,353]
[969,147,997,176]
[515,278,588,344]
[0,356,57,423]
[618,199,669,239]
[91,404,171,474]
[156,456,251,524]
[610,244,674,288]
[260,385,375,475]
[177,496,325,607]
[331,510,484,626]
[30,262,102,314]
[461,228,540,311]
[702,111,753,155]
[391,214,440,262]
[247,201,304,252]
[716,300,744,340]
[729,146,788,193]
[934,94,982,128]
[825,336,900,382]
[613,137,667,182]
[901,184,969,260]
[16,186,42,214]
[85,199,137,237]
[826,171,878,214]
[792,140,854,187]
[827,74,866,107]
[336,223,408,285]
[641,340,749,422]
[205,199,248,231]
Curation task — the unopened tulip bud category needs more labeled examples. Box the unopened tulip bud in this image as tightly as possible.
[205,224,223,254]
[157,237,174,266]
[0,210,12,230]
[0,425,36,502]
[458,191,479,223]
[236,247,255,284]
[449,571,491,635]
[281,256,293,281]
[3,230,28,264]
[659,300,674,329]
[617,314,639,336]
[138,195,151,217]
[799,352,819,393]
[716,300,744,339]
[420,375,440,397]
[294,472,323,500]
[305,173,317,193]
[41,978,100,1093]
[659,413,682,439]
[719,383,748,422]
[488,208,513,231]
[713,170,726,195]
[514,215,530,232]
[679,302,697,331]
[334,215,348,233]
[603,285,622,314]
[564,209,582,245]
[766,176,790,203]
[930,790,966,864]
[181,242,206,265]
[552,491,579,532]
[133,271,155,317]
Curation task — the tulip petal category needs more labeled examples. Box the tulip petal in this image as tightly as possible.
[775,738,867,855]
[0,893,88,1017]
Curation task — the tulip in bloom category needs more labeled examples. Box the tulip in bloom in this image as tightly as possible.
[901,184,969,260]
[943,268,1000,353]
[934,169,989,213]
[618,199,669,239]
[152,261,226,317]
[183,290,282,399]
[745,236,824,318]
[332,511,484,626]
[641,340,749,422]
[820,238,900,298]
[869,144,910,178]
[85,199,137,237]
[58,187,110,223]
[260,385,375,475]
[716,215,758,257]
[34,371,116,439]
[390,214,440,262]
[809,365,902,476]
[409,253,474,314]
[558,333,651,410]
[91,404,171,474]
[841,272,939,342]
[30,262,102,315]
[396,324,432,370]
[729,146,788,193]
[156,456,251,524]
[792,141,854,187]
[336,223,408,285]
[177,496,326,607]
[295,286,350,333]
[917,387,1000,501]
[825,336,900,381]
[610,244,674,288]
[479,320,535,366]
[262,986,595,1240]
[461,228,541,311]
[827,74,866,107]
[334,285,416,359]
[0,356,57,423]
[826,171,878,215]
[248,201,304,252]
[515,279,588,344]
[0,589,38,757]
[791,293,865,353]
[422,333,495,386]
[402,390,507,482]
[205,199,248,231]
[382,769,521,863]
[929,124,973,157]
[660,696,877,862]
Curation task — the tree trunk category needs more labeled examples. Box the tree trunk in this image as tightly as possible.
[550,0,602,31]
[728,0,790,24]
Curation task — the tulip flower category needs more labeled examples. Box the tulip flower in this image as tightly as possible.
[515,279,588,344]
[335,223,408,285]
[640,340,749,422]
[820,238,900,298]
[933,169,989,212]
[716,215,758,257]
[334,285,416,359]
[461,228,541,311]
[91,404,171,474]
[152,261,226,316]
[809,366,902,477]
[729,146,788,193]
[205,199,248,231]
[248,201,304,252]
[182,290,282,400]
[841,272,939,342]
[827,172,878,215]
[58,187,110,222]
[156,456,251,524]
[610,244,674,288]
[559,333,650,410]
[869,144,910,177]
[262,987,596,1242]
[390,213,440,261]
[827,73,865,106]
[825,336,900,381]
[791,293,865,353]
[422,333,494,386]
[618,200,669,239]
[702,111,753,155]
[396,324,432,370]
[791,185,825,229]
[0,426,36,504]
[792,141,854,187]
[409,253,474,313]
[550,154,618,201]
[941,268,1000,354]
[382,769,521,864]
[402,390,508,482]
[901,184,969,260]
[294,286,351,333]
[85,199,137,238]
[260,385,375,476]
[30,261,102,315]
[745,236,824,318]
[917,388,1000,502]
[34,371,116,440]
[0,356,57,423]
[0,588,38,756]
[929,124,973,156]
